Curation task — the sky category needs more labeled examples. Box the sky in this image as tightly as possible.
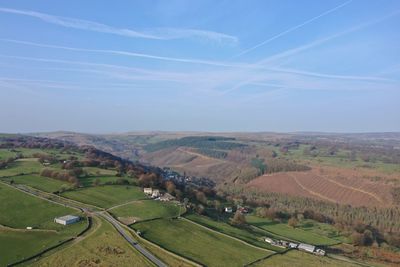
[0,0,399,133]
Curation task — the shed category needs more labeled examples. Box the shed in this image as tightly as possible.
[143,188,153,195]
[54,215,80,225]
[264,237,273,244]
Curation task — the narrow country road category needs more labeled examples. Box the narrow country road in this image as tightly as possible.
[98,212,167,267]
[3,181,167,267]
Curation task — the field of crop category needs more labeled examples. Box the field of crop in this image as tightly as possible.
[0,182,79,229]
[131,218,270,267]
[61,185,146,208]
[246,216,340,246]
[32,217,153,267]
[246,166,394,207]
[254,250,359,267]
[185,213,284,252]
[110,200,181,223]
[2,174,68,193]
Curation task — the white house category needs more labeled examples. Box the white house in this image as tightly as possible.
[143,188,153,195]
[54,215,80,225]
[224,207,233,213]
[151,189,160,198]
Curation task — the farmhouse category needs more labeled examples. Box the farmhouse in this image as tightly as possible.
[152,189,160,198]
[54,215,80,225]
[143,188,153,195]
[224,207,233,213]
[159,193,175,202]
[298,243,315,253]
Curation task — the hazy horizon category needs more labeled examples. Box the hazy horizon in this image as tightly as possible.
[2,129,400,135]
[1,0,399,133]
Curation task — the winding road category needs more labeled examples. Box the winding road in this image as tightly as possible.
[3,181,167,267]
[97,211,167,267]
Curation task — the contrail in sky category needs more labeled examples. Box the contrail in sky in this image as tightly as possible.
[233,0,353,58]
[0,38,242,68]
[0,7,238,45]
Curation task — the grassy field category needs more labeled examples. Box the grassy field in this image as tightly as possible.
[0,148,18,159]
[185,213,285,252]
[0,182,79,230]
[299,219,349,243]
[0,221,86,267]
[110,200,181,222]
[253,250,359,267]
[246,216,340,246]
[0,158,43,177]
[0,148,84,160]
[61,185,146,208]
[32,217,154,267]
[83,167,117,176]
[2,174,69,193]
[131,218,270,267]
[79,175,121,187]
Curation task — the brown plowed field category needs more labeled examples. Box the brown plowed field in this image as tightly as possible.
[246,167,398,207]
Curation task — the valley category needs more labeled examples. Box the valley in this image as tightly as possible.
[1,133,399,266]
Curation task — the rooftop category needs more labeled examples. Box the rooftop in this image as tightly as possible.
[55,215,79,221]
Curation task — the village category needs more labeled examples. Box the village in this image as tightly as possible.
[161,167,216,188]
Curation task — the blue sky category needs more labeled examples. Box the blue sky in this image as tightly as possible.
[0,0,399,133]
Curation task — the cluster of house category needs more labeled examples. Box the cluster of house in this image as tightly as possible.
[143,187,175,202]
[161,168,215,188]
[224,205,250,214]
[264,237,326,256]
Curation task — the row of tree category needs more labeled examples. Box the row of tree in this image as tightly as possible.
[222,185,400,248]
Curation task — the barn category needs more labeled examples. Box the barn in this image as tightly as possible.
[54,215,80,225]
[298,243,315,253]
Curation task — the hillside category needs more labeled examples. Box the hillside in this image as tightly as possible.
[36,132,400,207]
[1,134,400,266]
